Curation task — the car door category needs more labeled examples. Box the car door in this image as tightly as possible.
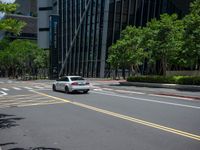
[60,77,70,91]
[55,79,61,91]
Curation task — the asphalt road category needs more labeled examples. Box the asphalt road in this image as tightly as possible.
[0,78,200,150]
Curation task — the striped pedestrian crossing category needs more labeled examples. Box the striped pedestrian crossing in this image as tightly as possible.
[0,86,51,92]
[0,94,65,109]
[34,86,44,89]
[1,88,9,91]
[13,87,21,90]
[24,87,33,90]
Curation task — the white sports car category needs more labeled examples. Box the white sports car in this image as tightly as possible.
[52,76,90,93]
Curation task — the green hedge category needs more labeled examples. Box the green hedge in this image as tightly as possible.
[127,76,200,85]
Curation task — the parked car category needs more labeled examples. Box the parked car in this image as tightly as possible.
[52,76,90,93]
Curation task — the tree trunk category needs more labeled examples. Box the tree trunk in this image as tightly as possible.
[162,57,167,76]
[122,67,125,79]
[131,65,135,76]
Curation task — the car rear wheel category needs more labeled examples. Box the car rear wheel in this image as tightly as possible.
[83,90,89,94]
[65,86,69,93]
[52,85,56,91]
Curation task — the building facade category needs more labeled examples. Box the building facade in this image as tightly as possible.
[38,0,192,78]
[37,0,58,49]
[4,0,37,41]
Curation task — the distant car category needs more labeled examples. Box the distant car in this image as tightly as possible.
[52,76,90,93]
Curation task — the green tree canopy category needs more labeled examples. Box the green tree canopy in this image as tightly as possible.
[0,40,48,78]
[0,2,18,13]
[145,14,184,75]
[183,0,200,69]
[0,2,26,35]
[108,26,147,75]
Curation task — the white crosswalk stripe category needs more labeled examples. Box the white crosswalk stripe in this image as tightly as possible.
[34,86,44,89]
[0,84,51,94]
[0,91,7,97]
[13,87,21,90]
[24,87,33,90]
[1,88,9,91]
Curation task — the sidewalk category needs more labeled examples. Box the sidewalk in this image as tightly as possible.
[118,81,200,100]
[119,81,200,91]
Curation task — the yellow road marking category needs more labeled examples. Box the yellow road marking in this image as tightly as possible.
[32,90,200,141]
[0,94,34,98]
[0,101,65,109]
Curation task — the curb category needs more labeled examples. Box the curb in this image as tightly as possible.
[153,93,200,100]
[119,82,200,91]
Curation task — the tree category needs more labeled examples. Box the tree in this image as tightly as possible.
[0,1,26,35]
[121,26,147,75]
[108,26,147,78]
[183,0,200,70]
[145,14,184,75]
[0,40,48,78]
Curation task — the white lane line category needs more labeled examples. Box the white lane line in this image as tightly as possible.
[24,87,33,90]
[93,89,116,94]
[149,94,194,101]
[33,89,51,91]
[13,87,21,90]
[115,89,145,95]
[100,88,145,95]
[93,88,103,91]
[1,88,9,91]
[0,91,7,97]
[102,88,113,91]
[91,91,200,109]
[34,86,44,89]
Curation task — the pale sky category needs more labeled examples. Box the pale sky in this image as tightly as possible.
[1,0,15,3]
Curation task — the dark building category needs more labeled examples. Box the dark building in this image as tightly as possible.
[5,0,37,41]
[47,0,192,78]
[5,14,37,40]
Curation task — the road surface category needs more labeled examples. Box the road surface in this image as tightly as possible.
[0,78,200,150]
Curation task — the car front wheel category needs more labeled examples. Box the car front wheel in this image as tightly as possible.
[52,85,56,91]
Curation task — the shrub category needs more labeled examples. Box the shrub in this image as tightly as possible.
[127,76,200,85]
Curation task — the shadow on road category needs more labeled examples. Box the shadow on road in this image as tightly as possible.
[0,143,61,150]
[0,115,61,150]
[0,142,17,146]
[8,147,61,150]
[0,114,24,129]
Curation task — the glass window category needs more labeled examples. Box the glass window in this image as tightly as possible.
[61,77,69,81]
[70,77,85,81]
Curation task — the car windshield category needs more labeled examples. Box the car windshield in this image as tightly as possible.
[61,77,69,81]
[70,77,85,81]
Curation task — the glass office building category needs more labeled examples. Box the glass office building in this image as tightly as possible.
[51,0,191,78]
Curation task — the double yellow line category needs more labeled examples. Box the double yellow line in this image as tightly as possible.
[32,90,200,141]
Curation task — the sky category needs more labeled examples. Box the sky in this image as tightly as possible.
[1,0,15,3]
